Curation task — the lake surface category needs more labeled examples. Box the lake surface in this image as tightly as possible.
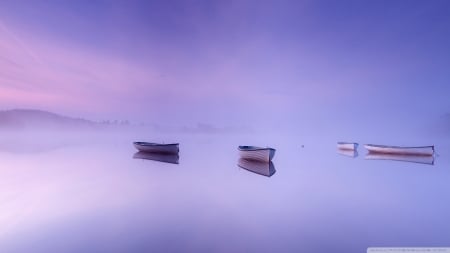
[0,131,449,252]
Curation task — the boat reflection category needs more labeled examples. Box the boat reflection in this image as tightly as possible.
[238,158,276,177]
[133,152,179,164]
[365,153,434,165]
[337,149,358,158]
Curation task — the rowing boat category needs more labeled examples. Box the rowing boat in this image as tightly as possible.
[365,153,434,165]
[238,146,275,162]
[364,144,434,156]
[133,142,179,154]
[337,142,358,150]
[133,151,179,164]
[238,158,276,177]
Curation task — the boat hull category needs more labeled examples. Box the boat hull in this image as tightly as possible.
[133,142,179,154]
[364,144,434,156]
[337,142,358,150]
[238,146,275,162]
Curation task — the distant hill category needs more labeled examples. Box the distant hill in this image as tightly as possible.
[0,109,98,130]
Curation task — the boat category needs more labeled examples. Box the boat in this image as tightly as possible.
[133,142,179,154]
[133,152,179,164]
[364,144,434,156]
[337,149,358,158]
[238,158,276,177]
[365,153,434,165]
[238,146,275,162]
[337,142,358,150]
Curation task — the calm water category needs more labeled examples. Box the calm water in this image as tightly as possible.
[0,131,449,252]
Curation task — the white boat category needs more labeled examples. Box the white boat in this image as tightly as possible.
[364,144,434,156]
[238,146,275,162]
[133,152,179,164]
[238,158,276,177]
[365,153,434,165]
[337,142,358,150]
[133,142,179,154]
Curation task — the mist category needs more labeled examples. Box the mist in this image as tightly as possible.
[1,1,450,252]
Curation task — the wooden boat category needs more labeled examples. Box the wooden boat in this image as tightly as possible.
[337,149,358,158]
[365,153,434,165]
[133,152,179,164]
[364,144,434,156]
[133,142,179,154]
[238,146,275,162]
[337,142,358,150]
[238,158,276,177]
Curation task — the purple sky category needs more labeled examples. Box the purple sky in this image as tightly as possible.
[0,0,449,131]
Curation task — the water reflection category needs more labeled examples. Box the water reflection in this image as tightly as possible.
[133,151,179,164]
[237,158,276,177]
[0,132,448,252]
[365,153,434,165]
[337,149,358,158]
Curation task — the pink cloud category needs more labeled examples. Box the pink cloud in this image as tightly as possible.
[0,21,167,117]
[0,17,386,124]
